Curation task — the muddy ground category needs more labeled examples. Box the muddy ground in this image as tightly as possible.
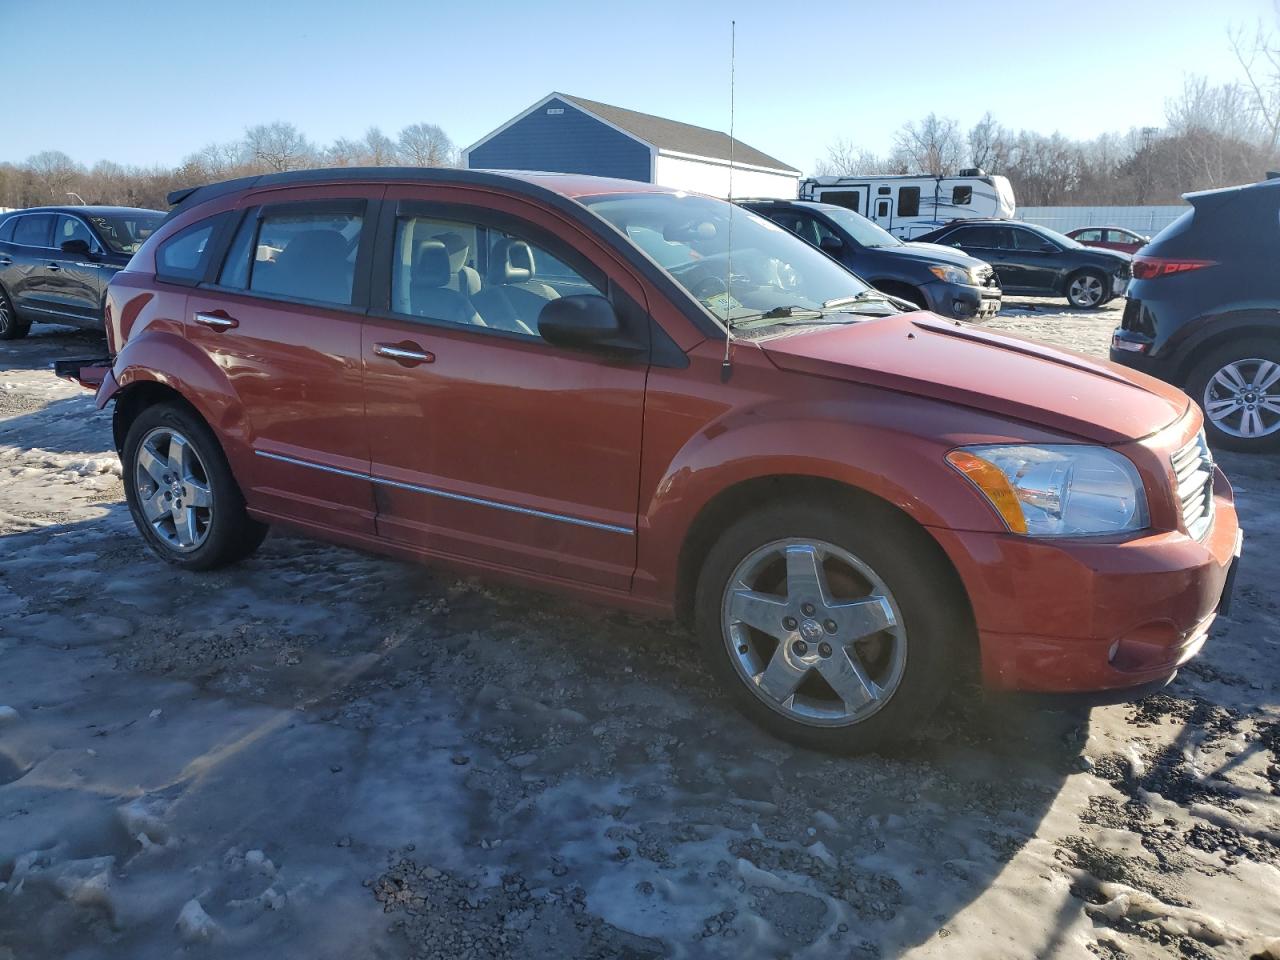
[1,299,1278,959]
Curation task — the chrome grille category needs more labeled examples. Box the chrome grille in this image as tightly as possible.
[1171,431,1214,540]
[977,266,1001,290]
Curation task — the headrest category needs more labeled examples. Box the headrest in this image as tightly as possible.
[489,238,536,284]
[413,241,451,287]
[275,230,347,269]
[431,232,469,274]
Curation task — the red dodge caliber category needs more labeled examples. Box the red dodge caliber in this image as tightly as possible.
[70,168,1242,752]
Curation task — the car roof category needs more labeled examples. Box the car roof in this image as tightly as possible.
[738,198,844,212]
[165,166,684,216]
[1,205,165,217]
[1068,225,1138,232]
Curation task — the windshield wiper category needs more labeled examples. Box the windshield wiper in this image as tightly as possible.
[823,291,890,308]
[732,305,826,325]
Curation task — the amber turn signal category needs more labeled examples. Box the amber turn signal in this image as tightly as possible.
[945,450,1029,535]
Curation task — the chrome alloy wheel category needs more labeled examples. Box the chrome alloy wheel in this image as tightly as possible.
[134,427,214,551]
[1068,274,1105,307]
[721,539,907,727]
[1203,358,1280,439]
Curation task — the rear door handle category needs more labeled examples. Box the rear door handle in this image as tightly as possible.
[375,343,434,365]
[46,262,61,272]
[0,257,12,265]
[194,311,238,330]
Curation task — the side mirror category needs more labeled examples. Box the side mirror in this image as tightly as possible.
[538,294,638,353]
[61,238,92,256]
[818,235,844,255]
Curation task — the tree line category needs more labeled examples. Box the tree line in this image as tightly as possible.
[0,121,458,211]
[814,24,1280,206]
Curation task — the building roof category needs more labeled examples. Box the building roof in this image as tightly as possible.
[557,94,798,173]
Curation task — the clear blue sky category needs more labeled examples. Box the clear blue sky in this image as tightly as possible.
[1,0,1268,174]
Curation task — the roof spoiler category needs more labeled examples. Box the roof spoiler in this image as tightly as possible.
[166,185,201,207]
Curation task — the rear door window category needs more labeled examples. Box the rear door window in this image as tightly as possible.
[250,208,363,306]
[0,217,15,242]
[948,225,1000,247]
[1075,229,1103,242]
[13,214,54,248]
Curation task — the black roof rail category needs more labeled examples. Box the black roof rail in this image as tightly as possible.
[1267,171,1280,180]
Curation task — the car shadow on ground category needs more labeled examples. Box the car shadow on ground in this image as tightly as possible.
[0,502,1088,958]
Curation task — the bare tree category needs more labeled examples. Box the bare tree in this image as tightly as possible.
[244,122,314,172]
[811,137,885,177]
[361,127,398,166]
[398,122,456,167]
[1229,20,1280,152]
[967,113,1010,172]
[25,150,82,200]
[322,137,365,167]
[891,114,964,176]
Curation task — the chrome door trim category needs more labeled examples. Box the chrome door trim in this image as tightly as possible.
[254,450,634,535]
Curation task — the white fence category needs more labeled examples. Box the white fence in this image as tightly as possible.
[1016,205,1187,236]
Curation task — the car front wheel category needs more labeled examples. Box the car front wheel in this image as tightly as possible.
[694,501,962,753]
[1066,270,1107,309]
[122,402,269,569]
[0,288,30,340]
[1188,339,1280,453]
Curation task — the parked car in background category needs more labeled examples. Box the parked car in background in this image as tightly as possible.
[916,219,1132,309]
[58,168,1239,754]
[0,205,164,338]
[742,199,1001,321]
[798,169,1016,239]
[1111,177,1280,452]
[1067,226,1150,254]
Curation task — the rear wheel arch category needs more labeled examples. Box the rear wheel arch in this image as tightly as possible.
[111,381,200,454]
[674,475,975,646]
[1171,318,1280,385]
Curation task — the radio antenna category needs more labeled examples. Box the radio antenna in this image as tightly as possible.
[720,19,737,383]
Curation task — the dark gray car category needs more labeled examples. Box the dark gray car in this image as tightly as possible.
[742,200,1002,321]
[0,205,164,338]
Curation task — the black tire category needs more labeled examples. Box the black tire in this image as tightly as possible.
[0,287,31,340]
[122,402,268,569]
[1185,338,1280,454]
[693,500,967,754]
[1065,269,1108,309]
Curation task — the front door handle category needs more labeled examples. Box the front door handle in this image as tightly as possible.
[46,262,61,272]
[375,343,435,365]
[0,257,12,265]
[194,311,238,330]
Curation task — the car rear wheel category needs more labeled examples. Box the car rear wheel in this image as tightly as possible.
[0,288,30,340]
[1187,339,1280,453]
[122,403,269,569]
[1066,270,1108,309]
[694,501,961,753]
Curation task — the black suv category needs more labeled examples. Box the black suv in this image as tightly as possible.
[1111,177,1280,452]
[0,205,164,338]
[742,199,1001,321]
[915,219,1131,309]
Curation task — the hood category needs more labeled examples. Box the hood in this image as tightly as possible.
[890,241,989,269]
[1077,245,1132,266]
[759,313,1189,444]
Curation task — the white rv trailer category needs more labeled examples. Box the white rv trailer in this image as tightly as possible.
[797,169,1016,239]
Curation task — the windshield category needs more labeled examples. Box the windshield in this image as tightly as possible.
[85,213,164,255]
[582,193,876,325]
[819,206,902,248]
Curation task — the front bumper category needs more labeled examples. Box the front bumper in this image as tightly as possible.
[929,469,1241,694]
[923,280,1001,322]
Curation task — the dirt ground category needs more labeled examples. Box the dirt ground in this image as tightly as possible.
[1,300,1278,960]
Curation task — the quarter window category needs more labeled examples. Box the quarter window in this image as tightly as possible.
[249,210,363,305]
[1012,228,1052,251]
[13,214,54,248]
[390,214,603,338]
[898,186,921,218]
[156,219,219,283]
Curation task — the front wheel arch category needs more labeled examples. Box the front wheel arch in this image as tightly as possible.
[675,475,975,654]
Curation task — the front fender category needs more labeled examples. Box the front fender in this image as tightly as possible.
[634,387,1056,598]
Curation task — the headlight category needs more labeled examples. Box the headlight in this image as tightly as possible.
[928,264,972,285]
[946,444,1148,537]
